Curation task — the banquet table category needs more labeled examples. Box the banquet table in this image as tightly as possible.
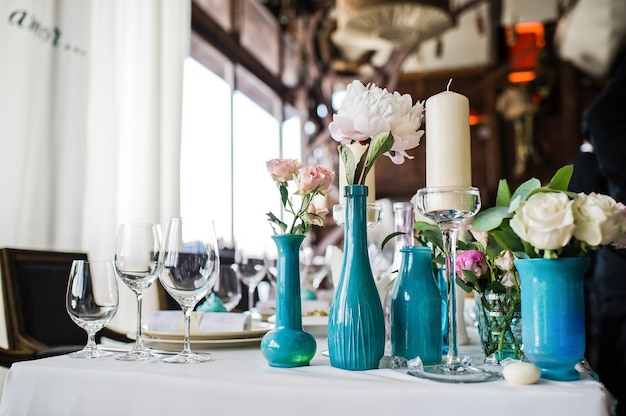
[0,335,615,416]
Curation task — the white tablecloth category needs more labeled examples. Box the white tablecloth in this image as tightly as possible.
[0,337,614,416]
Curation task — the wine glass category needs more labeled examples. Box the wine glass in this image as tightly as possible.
[114,223,162,361]
[66,260,119,358]
[409,186,500,383]
[231,250,269,320]
[159,217,220,363]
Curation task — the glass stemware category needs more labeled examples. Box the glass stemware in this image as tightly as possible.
[409,186,501,383]
[66,260,119,358]
[159,217,220,363]
[231,250,269,320]
[114,223,162,361]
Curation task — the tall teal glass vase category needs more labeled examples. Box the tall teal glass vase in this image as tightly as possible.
[328,185,385,370]
[514,257,588,381]
[261,234,316,367]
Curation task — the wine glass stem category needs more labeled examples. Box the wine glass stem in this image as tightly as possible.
[85,330,98,351]
[134,291,145,351]
[442,225,460,368]
[248,284,256,314]
[182,305,193,355]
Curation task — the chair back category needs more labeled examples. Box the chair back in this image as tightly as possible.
[0,248,88,352]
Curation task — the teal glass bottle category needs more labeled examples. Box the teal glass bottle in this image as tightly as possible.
[261,234,316,367]
[390,246,442,365]
[328,185,385,370]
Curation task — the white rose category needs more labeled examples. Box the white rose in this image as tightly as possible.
[572,192,626,246]
[510,192,575,250]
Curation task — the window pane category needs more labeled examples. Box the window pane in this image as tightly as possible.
[181,57,233,245]
[282,115,301,161]
[232,91,280,255]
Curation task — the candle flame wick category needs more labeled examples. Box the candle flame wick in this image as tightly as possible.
[447,78,452,91]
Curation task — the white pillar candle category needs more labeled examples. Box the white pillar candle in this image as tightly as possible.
[338,143,376,204]
[425,87,472,188]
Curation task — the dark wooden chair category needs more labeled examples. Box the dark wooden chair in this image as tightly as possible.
[0,248,131,367]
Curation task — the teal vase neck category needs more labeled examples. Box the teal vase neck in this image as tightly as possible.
[343,185,369,262]
[271,234,305,329]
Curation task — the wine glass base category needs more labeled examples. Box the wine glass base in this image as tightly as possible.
[68,347,112,359]
[408,363,502,383]
[162,352,214,364]
[114,349,159,361]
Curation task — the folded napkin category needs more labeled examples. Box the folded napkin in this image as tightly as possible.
[147,311,252,333]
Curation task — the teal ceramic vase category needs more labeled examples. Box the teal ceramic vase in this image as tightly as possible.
[514,257,588,381]
[390,246,442,364]
[328,185,385,370]
[261,234,316,367]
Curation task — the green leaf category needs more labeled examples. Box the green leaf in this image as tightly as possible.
[495,179,512,207]
[461,270,479,286]
[472,206,511,232]
[279,184,289,207]
[510,177,541,204]
[455,276,474,293]
[548,164,573,191]
[266,212,287,233]
[354,149,369,185]
[381,231,406,251]
[363,132,394,182]
[338,144,356,185]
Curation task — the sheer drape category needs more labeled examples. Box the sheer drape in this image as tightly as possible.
[0,0,189,336]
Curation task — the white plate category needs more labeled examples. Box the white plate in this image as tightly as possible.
[142,327,269,341]
[141,336,265,349]
[266,315,328,337]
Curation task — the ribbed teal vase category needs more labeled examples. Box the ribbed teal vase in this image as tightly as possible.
[261,234,316,367]
[328,185,385,370]
[514,257,588,381]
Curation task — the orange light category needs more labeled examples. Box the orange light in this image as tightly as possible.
[507,22,545,74]
[508,71,536,83]
[469,114,488,126]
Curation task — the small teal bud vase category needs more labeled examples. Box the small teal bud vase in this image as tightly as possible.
[261,234,316,367]
[390,246,442,364]
[514,257,588,381]
[328,185,385,370]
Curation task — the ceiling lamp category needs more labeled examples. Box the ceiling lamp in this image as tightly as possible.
[334,0,453,47]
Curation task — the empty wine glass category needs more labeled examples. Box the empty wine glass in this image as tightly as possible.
[114,223,162,361]
[232,250,269,320]
[159,217,220,363]
[211,265,242,311]
[66,260,119,358]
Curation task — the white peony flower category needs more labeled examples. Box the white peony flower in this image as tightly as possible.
[509,192,575,251]
[329,80,424,167]
[572,192,626,246]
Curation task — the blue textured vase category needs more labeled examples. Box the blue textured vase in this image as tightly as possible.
[390,246,442,364]
[328,185,385,370]
[261,234,316,367]
[514,257,588,381]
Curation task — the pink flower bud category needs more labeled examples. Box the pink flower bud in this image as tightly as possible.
[266,158,301,183]
[455,250,488,279]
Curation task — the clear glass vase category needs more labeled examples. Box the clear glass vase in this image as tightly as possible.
[475,289,523,362]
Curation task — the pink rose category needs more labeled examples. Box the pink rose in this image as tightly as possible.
[266,158,301,183]
[297,165,335,195]
[455,250,488,279]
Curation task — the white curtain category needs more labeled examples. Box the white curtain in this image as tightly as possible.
[0,0,189,337]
